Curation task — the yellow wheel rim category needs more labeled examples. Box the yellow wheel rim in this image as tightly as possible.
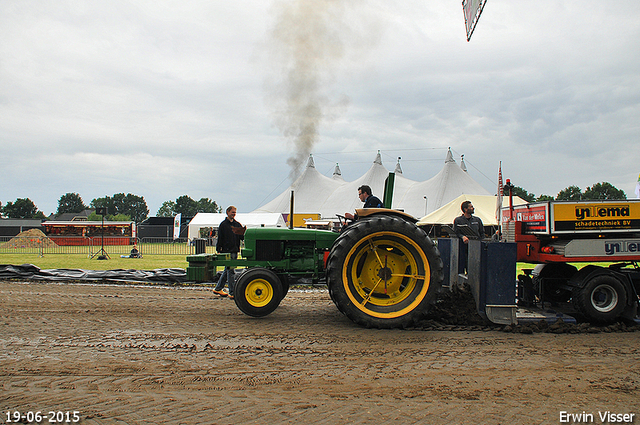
[245,278,274,308]
[342,231,430,318]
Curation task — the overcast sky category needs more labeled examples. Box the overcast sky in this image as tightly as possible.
[2,1,639,217]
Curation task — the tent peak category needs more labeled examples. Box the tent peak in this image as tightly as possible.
[307,154,315,168]
[460,154,467,172]
[332,163,345,181]
[394,157,403,174]
[374,150,383,165]
[333,163,342,176]
[445,148,455,163]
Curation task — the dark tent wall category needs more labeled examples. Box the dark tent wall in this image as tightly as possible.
[0,219,44,237]
[137,216,190,239]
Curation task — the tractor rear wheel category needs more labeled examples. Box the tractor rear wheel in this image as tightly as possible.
[327,215,443,329]
[572,273,627,324]
[234,268,284,317]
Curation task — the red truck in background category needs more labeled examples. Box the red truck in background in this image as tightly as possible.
[502,196,640,324]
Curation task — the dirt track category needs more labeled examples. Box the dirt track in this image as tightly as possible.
[1,281,639,425]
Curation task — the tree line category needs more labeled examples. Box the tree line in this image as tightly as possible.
[1,193,222,222]
[510,182,627,203]
[0,181,627,221]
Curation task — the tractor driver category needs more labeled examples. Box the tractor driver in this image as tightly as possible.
[344,185,383,220]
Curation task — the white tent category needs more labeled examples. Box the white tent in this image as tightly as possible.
[393,150,491,217]
[318,151,392,218]
[253,149,494,220]
[253,155,343,216]
[417,194,528,227]
[253,151,395,219]
[187,212,286,240]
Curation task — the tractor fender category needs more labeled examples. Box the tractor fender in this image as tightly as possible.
[354,208,418,223]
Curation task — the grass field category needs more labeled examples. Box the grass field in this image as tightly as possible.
[0,253,189,271]
[0,239,214,270]
[0,249,594,279]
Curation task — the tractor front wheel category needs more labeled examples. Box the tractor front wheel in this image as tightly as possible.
[234,268,284,317]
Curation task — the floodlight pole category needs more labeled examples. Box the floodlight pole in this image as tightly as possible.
[101,213,105,253]
[91,209,110,260]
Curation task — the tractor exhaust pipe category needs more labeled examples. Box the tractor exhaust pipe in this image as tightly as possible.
[289,190,294,229]
[504,179,514,221]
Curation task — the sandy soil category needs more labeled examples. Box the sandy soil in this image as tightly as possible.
[1,281,639,425]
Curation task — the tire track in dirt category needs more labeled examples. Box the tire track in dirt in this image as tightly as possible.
[2,281,639,424]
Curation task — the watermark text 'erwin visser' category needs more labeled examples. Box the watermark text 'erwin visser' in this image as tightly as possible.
[559,411,635,423]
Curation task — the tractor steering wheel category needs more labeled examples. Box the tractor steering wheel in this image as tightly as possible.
[336,214,354,230]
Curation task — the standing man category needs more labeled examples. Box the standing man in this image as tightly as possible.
[344,185,383,220]
[453,201,485,274]
[213,205,245,299]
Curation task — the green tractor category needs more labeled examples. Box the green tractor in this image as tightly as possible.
[187,209,443,329]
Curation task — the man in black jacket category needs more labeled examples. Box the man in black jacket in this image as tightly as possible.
[213,206,245,298]
[453,200,484,274]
